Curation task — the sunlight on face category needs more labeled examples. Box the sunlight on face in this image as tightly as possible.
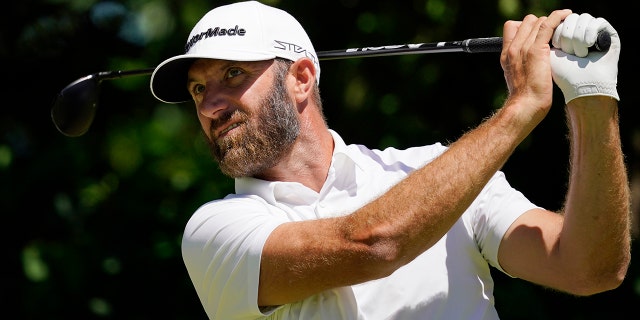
[206,60,300,178]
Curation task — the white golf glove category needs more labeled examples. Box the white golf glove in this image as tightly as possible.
[550,13,620,103]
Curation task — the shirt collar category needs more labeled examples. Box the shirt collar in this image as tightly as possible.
[234,129,360,204]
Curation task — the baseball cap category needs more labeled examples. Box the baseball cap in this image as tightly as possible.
[150,0,320,104]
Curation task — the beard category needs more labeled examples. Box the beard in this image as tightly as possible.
[205,76,300,178]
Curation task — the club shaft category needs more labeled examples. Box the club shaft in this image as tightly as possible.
[80,31,614,81]
[87,37,503,81]
[51,32,612,137]
[96,68,157,80]
[318,31,611,60]
[317,37,503,60]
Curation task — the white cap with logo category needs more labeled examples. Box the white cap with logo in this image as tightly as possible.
[150,0,319,104]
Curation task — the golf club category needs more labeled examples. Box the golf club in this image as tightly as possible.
[51,32,611,137]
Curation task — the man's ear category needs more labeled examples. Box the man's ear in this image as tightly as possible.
[290,58,316,103]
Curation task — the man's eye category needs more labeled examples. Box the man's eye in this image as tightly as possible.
[226,67,243,79]
[192,84,205,95]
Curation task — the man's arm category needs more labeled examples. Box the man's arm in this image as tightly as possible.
[498,96,631,295]
[258,10,575,307]
[260,103,539,306]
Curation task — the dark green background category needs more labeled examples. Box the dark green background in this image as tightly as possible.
[3,0,638,318]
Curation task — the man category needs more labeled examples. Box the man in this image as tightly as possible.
[150,1,631,319]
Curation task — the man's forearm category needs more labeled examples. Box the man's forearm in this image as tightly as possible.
[560,96,631,293]
[346,103,538,270]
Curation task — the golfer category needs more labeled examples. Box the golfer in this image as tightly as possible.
[150,1,630,319]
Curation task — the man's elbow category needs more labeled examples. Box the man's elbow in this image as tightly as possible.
[568,254,630,296]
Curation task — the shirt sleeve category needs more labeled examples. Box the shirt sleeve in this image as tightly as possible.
[472,171,541,277]
[181,195,287,320]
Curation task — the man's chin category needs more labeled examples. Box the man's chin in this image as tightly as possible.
[217,154,254,178]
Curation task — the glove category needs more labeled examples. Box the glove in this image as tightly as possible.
[549,13,620,103]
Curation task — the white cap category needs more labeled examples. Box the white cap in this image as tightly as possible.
[150,1,319,104]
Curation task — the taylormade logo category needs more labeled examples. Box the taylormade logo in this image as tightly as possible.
[185,25,246,52]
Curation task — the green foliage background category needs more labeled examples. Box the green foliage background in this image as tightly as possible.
[2,0,639,318]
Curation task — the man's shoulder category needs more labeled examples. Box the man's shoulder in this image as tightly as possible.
[343,141,447,165]
[202,193,270,208]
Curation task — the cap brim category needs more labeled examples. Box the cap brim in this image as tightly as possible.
[150,56,198,104]
[151,51,280,104]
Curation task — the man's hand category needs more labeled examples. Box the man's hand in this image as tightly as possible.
[550,13,620,103]
[500,9,572,128]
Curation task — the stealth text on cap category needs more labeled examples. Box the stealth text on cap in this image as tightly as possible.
[185,25,246,52]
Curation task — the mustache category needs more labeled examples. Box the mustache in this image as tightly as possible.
[209,109,247,139]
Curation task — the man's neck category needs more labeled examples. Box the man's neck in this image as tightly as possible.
[255,127,334,192]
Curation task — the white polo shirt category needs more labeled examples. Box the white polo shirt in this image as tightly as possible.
[181,129,538,319]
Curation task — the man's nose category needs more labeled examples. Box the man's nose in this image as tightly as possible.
[198,84,231,119]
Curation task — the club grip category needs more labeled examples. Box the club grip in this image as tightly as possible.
[462,37,503,53]
[462,37,502,53]
[463,32,612,53]
[593,30,611,51]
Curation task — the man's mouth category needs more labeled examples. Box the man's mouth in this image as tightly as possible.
[218,122,241,137]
